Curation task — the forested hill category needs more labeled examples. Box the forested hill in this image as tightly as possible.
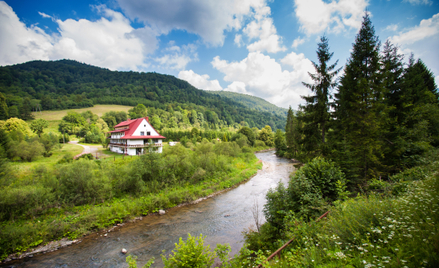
[0,59,286,130]
[207,91,288,118]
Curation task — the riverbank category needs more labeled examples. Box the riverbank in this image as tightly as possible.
[1,151,265,264]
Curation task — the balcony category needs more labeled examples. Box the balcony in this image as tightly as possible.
[109,143,162,148]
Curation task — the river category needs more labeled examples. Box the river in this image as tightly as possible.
[2,151,294,268]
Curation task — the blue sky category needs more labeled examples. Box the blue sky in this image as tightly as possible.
[1,0,438,109]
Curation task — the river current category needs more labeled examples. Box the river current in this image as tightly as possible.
[3,151,294,268]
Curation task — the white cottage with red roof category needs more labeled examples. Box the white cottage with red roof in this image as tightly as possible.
[108,117,165,155]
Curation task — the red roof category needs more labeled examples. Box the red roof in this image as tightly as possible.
[109,117,165,140]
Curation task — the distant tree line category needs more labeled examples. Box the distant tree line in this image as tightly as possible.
[0,60,285,130]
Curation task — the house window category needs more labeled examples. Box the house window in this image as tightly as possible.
[140,131,145,136]
[147,131,151,136]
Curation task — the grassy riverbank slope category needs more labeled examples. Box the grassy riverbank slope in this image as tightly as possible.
[0,142,265,261]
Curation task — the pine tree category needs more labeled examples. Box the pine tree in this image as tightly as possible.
[392,56,439,165]
[381,40,405,172]
[300,36,340,159]
[285,107,301,158]
[332,12,384,182]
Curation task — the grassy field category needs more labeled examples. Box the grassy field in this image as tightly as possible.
[9,143,83,175]
[32,105,133,121]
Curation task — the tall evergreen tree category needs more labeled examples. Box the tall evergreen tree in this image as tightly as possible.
[285,107,301,158]
[300,36,340,159]
[332,12,384,182]
[380,40,405,172]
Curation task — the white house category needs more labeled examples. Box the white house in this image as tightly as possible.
[108,117,165,155]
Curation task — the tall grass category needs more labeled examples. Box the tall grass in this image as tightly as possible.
[234,173,439,268]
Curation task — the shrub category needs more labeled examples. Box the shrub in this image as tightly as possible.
[253,140,266,147]
[161,234,231,268]
[57,160,110,205]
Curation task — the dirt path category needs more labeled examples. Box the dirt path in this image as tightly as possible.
[69,141,101,159]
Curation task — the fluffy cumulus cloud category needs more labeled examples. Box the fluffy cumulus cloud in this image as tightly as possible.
[242,5,286,53]
[0,2,157,70]
[116,0,266,46]
[211,51,314,108]
[292,36,306,49]
[390,13,439,46]
[0,1,53,65]
[154,43,198,70]
[294,0,368,35]
[178,70,223,91]
[391,13,439,86]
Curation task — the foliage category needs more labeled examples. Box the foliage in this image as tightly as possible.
[161,234,216,267]
[238,126,256,146]
[258,125,274,147]
[274,129,287,157]
[29,118,48,136]
[300,36,340,159]
[264,157,345,230]
[331,12,385,183]
[0,117,33,137]
[129,104,147,119]
[8,139,45,162]
[0,59,286,130]
[0,142,261,260]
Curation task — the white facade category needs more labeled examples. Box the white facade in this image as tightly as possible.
[108,117,164,155]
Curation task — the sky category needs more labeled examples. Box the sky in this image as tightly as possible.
[1,0,438,109]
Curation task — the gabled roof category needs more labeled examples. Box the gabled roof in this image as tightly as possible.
[114,119,137,128]
[109,117,166,140]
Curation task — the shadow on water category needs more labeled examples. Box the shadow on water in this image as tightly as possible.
[2,151,294,268]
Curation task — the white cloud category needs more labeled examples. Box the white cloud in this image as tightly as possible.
[0,1,53,65]
[403,0,432,5]
[154,43,198,70]
[116,0,266,46]
[391,13,439,45]
[390,13,439,88]
[38,12,51,19]
[294,0,368,35]
[243,6,286,53]
[52,6,155,71]
[384,24,398,32]
[212,51,314,108]
[178,70,223,91]
[226,81,248,94]
[234,34,243,47]
[292,36,306,49]
[0,2,159,71]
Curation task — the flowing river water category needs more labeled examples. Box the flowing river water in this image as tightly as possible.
[3,151,294,268]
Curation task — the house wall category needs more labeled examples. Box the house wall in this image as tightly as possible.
[127,148,136,156]
[110,145,125,154]
[127,139,143,146]
[132,118,159,136]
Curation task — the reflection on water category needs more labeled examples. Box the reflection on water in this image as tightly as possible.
[2,151,294,268]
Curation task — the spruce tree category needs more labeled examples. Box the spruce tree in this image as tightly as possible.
[381,40,405,172]
[285,107,300,158]
[300,36,340,159]
[332,12,384,182]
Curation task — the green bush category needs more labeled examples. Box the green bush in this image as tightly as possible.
[57,160,111,205]
[161,233,231,268]
[263,157,345,232]
[253,140,266,147]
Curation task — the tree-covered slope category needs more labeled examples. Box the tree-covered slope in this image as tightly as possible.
[0,60,286,130]
[207,90,288,118]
